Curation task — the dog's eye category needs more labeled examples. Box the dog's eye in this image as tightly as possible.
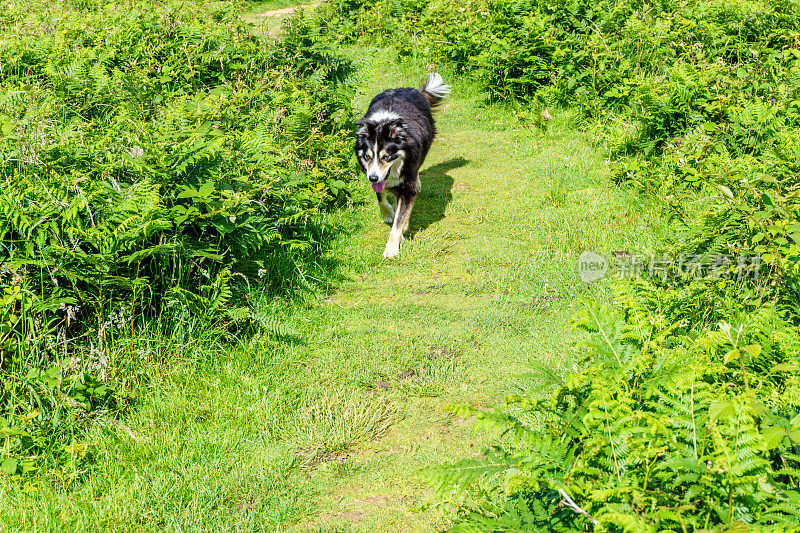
[381,154,392,162]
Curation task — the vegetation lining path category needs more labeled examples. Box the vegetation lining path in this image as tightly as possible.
[2,47,663,533]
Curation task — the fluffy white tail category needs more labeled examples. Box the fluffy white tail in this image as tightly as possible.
[420,73,451,107]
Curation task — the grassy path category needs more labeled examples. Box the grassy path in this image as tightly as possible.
[279,52,664,530]
[242,2,319,36]
[2,50,663,533]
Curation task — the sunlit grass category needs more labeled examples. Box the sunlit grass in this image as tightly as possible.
[1,43,665,533]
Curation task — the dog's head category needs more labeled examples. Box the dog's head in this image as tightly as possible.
[354,115,407,193]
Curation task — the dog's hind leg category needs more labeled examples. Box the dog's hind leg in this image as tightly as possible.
[383,190,415,259]
[376,190,394,225]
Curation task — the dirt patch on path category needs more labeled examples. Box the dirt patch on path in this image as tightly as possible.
[252,2,319,18]
[245,2,320,37]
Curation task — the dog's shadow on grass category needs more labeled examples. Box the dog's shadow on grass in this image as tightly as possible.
[408,157,468,238]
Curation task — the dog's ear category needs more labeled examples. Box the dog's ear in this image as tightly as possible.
[387,119,408,140]
[354,118,369,137]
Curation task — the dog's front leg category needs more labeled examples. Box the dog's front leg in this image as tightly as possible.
[383,191,415,259]
[376,190,394,225]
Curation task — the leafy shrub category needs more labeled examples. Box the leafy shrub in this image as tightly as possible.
[0,0,357,476]
[438,286,800,530]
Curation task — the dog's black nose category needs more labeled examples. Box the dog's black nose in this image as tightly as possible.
[368,175,379,183]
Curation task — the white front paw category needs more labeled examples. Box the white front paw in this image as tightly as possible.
[382,214,395,225]
[383,239,400,259]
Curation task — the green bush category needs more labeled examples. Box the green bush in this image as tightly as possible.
[0,0,356,476]
[438,286,800,531]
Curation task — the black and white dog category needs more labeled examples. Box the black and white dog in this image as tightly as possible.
[354,73,450,258]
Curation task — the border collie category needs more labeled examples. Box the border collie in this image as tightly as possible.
[354,73,450,258]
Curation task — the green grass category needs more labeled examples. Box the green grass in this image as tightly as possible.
[0,45,665,531]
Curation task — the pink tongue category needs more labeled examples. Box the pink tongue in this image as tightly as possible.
[372,181,386,193]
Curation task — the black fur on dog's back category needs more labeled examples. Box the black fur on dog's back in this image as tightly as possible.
[360,88,434,182]
[358,73,450,174]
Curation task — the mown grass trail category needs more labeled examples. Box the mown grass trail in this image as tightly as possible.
[279,49,665,530]
[243,2,319,36]
[1,47,663,533]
